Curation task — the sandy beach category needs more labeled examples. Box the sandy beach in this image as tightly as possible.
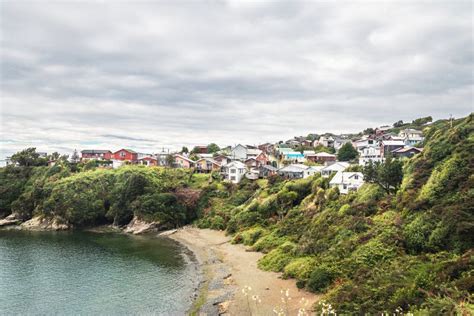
[169,227,319,315]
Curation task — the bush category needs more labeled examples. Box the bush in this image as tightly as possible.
[307,266,335,292]
[258,241,297,272]
[283,256,316,279]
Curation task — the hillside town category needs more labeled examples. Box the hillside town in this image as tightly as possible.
[6,124,425,195]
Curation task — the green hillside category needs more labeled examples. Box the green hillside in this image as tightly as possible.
[196,114,473,314]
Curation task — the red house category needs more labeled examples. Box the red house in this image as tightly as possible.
[81,150,112,161]
[113,149,138,161]
[255,152,269,167]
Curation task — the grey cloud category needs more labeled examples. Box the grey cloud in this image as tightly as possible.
[0,0,472,160]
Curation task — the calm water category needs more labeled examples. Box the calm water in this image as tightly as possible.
[0,229,199,315]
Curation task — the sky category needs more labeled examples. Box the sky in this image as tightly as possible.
[0,0,472,160]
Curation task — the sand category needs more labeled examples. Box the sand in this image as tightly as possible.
[168,227,319,315]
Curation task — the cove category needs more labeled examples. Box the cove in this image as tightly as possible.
[0,229,199,315]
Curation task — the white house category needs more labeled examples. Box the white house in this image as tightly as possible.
[321,162,350,177]
[230,144,248,161]
[222,161,248,183]
[304,166,324,178]
[359,146,384,165]
[399,129,424,146]
[329,171,364,194]
[316,135,335,148]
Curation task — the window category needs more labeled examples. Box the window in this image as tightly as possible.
[230,169,236,173]
[343,184,347,189]
[354,175,358,180]
[231,176,236,181]
[120,151,126,157]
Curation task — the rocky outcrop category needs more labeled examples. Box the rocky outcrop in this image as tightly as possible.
[123,216,161,235]
[0,214,22,227]
[21,216,70,231]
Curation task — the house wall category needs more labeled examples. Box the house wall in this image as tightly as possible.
[113,150,137,161]
[231,145,247,161]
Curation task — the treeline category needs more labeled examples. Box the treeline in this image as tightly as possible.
[195,114,473,314]
[0,163,199,228]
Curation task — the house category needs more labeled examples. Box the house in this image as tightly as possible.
[245,169,260,180]
[303,150,315,157]
[196,153,214,159]
[399,129,424,146]
[282,151,305,162]
[193,145,209,154]
[138,156,158,166]
[391,147,423,158]
[196,158,221,173]
[222,161,248,183]
[113,149,138,162]
[380,140,405,157]
[304,166,324,178]
[301,139,313,147]
[155,149,171,166]
[213,155,232,166]
[329,171,364,194]
[316,135,335,148]
[81,150,112,161]
[255,152,269,167]
[278,164,307,179]
[353,136,377,152]
[259,164,278,178]
[321,162,350,177]
[306,152,336,164]
[247,148,263,158]
[334,137,352,151]
[375,125,391,136]
[258,143,275,154]
[230,144,248,161]
[244,157,257,168]
[359,146,384,165]
[285,139,301,148]
[174,154,195,168]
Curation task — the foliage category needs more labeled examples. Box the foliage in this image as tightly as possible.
[363,156,403,194]
[337,143,358,161]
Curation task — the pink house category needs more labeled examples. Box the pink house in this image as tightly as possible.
[173,154,195,168]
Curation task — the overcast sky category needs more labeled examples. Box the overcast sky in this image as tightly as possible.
[0,0,472,159]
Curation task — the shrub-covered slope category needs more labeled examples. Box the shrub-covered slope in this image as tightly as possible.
[0,165,202,228]
[197,114,473,314]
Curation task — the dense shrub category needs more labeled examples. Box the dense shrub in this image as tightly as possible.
[307,266,335,292]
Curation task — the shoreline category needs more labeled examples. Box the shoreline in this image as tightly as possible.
[167,226,320,315]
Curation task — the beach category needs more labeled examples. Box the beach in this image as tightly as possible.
[169,227,319,315]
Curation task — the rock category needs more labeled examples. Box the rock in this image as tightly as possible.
[21,216,69,231]
[123,216,160,235]
[158,229,177,236]
[217,300,230,315]
[0,214,21,227]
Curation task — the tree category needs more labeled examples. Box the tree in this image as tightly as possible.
[165,154,175,167]
[412,116,432,126]
[393,120,404,128]
[71,150,80,164]
[337,143,358,161]
[363,128,375,135]
[181,146,189,154]
[363,156,403,194]
[10,148,47,166]
[207,143,220,154]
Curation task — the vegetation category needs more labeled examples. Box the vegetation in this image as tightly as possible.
[336,143,358,161]
[1,114,472,314]
[195,114,474,314]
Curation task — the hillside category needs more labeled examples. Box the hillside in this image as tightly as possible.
[0,114,472,313]
[196,114,473,314]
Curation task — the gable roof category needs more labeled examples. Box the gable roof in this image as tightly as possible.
[226,160,247,169]
[391,147,423,153]
[81,150,111,154]
[197,158,221,166]
[279,164,308,173]
[321,162,350,172]
[329,171,364,185]
[174,154,195,163]
[114,148,137,154]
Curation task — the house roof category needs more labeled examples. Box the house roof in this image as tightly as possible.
[81,150,111,154]
[114,148,137,154]
[321,162,350,172]
[226,160,247,169]
[174,154,195,163]
[329,171,364,185]
[279,164,308,173]
[382,140,405,146]
[315,152,336,157]
[391,147,423,153]
[247,149,263,156]
[197,158,221,166]
[260,165,278,171]
[139,156,157,161]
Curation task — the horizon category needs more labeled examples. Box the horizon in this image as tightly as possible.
[1,1,473,161]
